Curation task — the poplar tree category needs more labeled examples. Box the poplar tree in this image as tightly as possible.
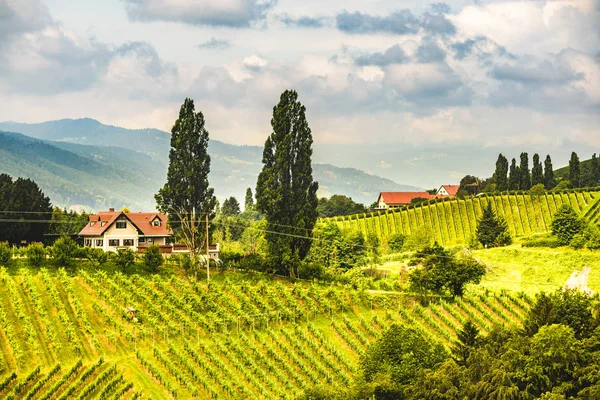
[244,188,254,210]
[544,155,556,189]
[519,152,531,190]
[155,98,217,277]
[591,154,600,187]
[256,90,319,277]
[531,153,544,187]
[493,153,509,191]
[508,158,520,191]
[568,152,581,188]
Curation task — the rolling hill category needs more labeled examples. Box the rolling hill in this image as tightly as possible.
[0,119,420,210]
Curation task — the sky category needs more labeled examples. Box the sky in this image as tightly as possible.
[0,0,599,149]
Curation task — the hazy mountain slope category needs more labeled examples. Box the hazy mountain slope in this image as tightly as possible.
[0,121,420,209]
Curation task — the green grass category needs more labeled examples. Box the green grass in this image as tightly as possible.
[472,246,600,294]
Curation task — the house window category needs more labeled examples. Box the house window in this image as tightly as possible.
[123,239,134,246]
[138,237,146,243]
[100,221,106,227]
[96,239,103,247]
[90,221,96,227]
[109,239,120,247]
[85,239,92,247]
[152,219,161,226]
[116,221,127,229]
[147,238,154,243]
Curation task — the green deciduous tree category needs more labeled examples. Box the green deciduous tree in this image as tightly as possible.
[494,153,509,191]
[113,248,136,272]
[409,243,486,297]
[142,245,164,273]
[532,153,544,187]
[476,202,511,247]
[221,196,241,217]
[52,236,78,269]
[551,205,584,245]
[317,195,365,218]
[529,183,546,197]
[155,98,217,279]
[520,152,531,190]
[255,90,319,277]
[387,232,405,252]
[569,152,581,188]
[544,154,556,189]
[26,243,46,267]
[508,158,520,190]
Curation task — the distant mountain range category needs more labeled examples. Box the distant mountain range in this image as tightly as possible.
[0,119,420,211]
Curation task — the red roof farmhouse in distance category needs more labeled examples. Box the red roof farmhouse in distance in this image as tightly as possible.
[375,192,435,209]
[437,185,460,197]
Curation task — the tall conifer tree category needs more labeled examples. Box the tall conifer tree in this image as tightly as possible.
[591,154,600,187]
[531,153,544,187]
[155,98,217,276]
[494,154,509,191]
[544,155,556,189]
[508,158,520,191]
[519,152,531,190]
[244,188,254,210]
[256,90,319,277]
[568,152,581,188]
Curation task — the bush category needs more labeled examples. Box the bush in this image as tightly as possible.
[570,233,587,250]
[0,242,11,266]
[298,261,324,280]
[87,248,108,268]
[113,249,136,272]
[52,236,79,268]
[403,228,434,251]
[529,183,546,197]
[584,225,600,250]
[26,243,46,267]
[522,234,560,248]
[551,205,584,246]
[387,233,405,253]
[142,245,163,272]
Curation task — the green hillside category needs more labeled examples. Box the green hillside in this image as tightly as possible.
[325,190,600,245]
[0,265,531,399]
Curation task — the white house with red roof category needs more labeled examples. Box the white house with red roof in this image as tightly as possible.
[79,208,173,252]
[436,185,460,197]
[375,192,435,209]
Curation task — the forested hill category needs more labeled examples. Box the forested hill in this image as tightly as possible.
[0,123,419,210]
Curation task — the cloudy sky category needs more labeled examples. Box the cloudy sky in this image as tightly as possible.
[1,0,599,149]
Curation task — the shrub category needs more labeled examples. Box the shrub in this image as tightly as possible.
[551,205,584,246]
[403,227,434,251]
[529,183,546,197]
[387,233,406,253]
[142,245,163,273]
[26,243,46,267]
[87,248,108,268]
[113,249,136,272]
[0,242,11,266]
[52,236,79,268]
[522,234,560,248]
[298,261,324,280]
[570,234,587,250]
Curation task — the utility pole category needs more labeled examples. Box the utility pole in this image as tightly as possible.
[205,214,210,283]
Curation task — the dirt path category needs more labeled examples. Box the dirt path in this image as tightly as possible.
[564,266,594,295]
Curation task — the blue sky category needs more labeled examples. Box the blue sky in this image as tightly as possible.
[1,0,599,148]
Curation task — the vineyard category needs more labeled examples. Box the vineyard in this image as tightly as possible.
[0,266,534,398]
[325,190,600,246]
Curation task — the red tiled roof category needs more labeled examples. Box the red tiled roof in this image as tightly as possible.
[379,192,434,206]
[441,185,460,196]
[79,211,173,236]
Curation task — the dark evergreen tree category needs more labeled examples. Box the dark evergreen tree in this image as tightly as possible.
[508,158,520,190]
[519,152,531,190]
[0,175,52,244]
[592,154,600,187]
[493,153,509,191]
[568,152,581,188]
[221,196,241,217]
[244,188,254,211]
[155,98,217,275]
[476,202,511,247]
[531,153,543,187]
[452,320,480,366]
[544,155,556,189]
[256,90,319,277]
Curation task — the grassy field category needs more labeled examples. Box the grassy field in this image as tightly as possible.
[324,190,600,246]
[0,261,535,399]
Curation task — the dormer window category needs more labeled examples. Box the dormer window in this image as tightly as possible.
[90,221,96,227]
[100,221,106,227]
[152,220,161,227]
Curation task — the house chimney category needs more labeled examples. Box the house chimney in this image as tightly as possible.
[109,208,115,212]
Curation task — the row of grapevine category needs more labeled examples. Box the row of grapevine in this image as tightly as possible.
[327,191,600,245]
[0,360,135,400]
